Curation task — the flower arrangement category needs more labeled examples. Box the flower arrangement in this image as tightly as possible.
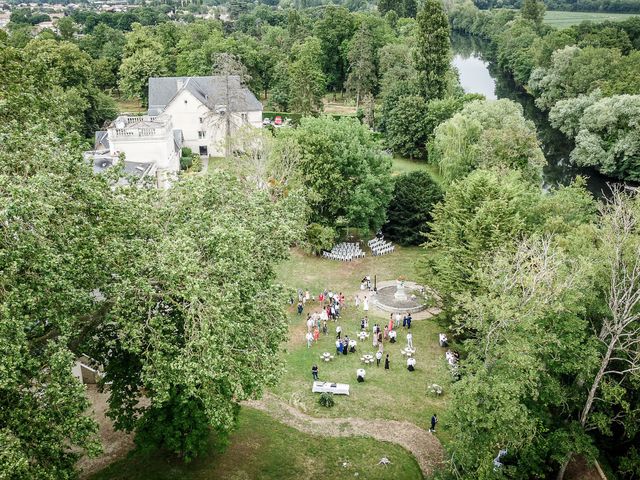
[428,383,444,396]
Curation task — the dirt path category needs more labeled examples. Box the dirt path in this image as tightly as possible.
[244,392,445,478]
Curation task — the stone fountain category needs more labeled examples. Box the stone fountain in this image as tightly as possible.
[394,279,408,301]
[372,278,429,314]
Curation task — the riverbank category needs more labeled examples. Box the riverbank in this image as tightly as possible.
[451,32,631,197]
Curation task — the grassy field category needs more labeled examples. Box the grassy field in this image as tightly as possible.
[274,247,451,431]
[89,247,449,479]
[114,97,146,114]
[390,157,443,185]
[90,408,423,480]
[544,10,638,27]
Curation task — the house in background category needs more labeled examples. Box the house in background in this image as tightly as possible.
[85,75,262,187]
[85,113,182,189]
[148,75,263,157]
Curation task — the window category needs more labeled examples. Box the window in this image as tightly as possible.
[241,113,248,122]
[199,117,204,124]
[198,131,206,139]
[199,146,208,156]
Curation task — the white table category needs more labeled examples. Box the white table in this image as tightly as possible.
[320,352,334,362]
[312,381,350,395]
[361,354,374,365]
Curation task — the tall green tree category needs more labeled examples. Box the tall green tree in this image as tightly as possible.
[288,37,326,114]
[346,23,377,110]
[445,236,597,479]
[426,168,541,302]
[384,170,443,245]
[0,127,119,479]
[118,48,168,104]
[313,6,355,95]
[414,0,451,100]
[521,0,546,27]
[285,116,394,231]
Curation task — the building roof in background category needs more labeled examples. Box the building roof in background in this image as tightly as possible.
[148,76,262,116]
[173,129,183,153]
[95,131,109,150]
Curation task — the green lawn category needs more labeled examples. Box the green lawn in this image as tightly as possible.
[274,247,451,431]
[391,157,444,186]
[91,248,450,479]
[113,97,146,114]
[544,10,638,27]
[90,408,423,480]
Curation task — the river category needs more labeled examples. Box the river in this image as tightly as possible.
[450,33,620,197]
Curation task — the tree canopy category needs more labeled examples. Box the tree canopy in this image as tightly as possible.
[285,116,394,232]
[383,170,443,245]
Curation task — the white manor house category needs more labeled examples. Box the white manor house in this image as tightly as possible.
[86,75,263,188]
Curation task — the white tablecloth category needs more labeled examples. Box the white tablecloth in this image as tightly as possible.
[312,381,350,395]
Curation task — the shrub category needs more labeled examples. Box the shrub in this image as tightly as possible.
[303,223,337,255]
[318,392,335,408]
[180,155,193,170]
[383,171,443,245]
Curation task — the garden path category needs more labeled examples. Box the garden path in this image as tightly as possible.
[244,392,445,478]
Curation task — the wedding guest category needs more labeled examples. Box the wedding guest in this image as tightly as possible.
[407,357,416,372]
[312,364,319,380]
[384,354,390,370]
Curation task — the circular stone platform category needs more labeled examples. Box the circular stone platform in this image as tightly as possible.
[372,280,429,313]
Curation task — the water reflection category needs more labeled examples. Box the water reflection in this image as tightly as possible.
[450,32,622,197]
[452,55,497,99]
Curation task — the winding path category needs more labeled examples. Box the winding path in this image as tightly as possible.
[244,393,445,478]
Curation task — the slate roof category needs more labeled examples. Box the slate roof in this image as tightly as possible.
[173,129,183,153]
[95,131,109,150]
[148,76,262,116]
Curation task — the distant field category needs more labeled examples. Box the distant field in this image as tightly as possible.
[544,10,638,27]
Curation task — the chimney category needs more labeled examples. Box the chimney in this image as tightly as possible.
[176,79,184,90]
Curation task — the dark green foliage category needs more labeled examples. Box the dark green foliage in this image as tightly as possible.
[384,95,430,158]
[473,0,640,13]
[414,0,451,100]
[304,223,337,255]
[318,392,335,408]
[521,0,546,27]
[383,93,482,159]
[8,8,50,26]
[135,388,216,461]
[313,6,355,94]
[289,116,394,231]
[377,0,417,18]
[383,171,443,245]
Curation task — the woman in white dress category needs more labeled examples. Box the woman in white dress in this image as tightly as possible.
[363,296,369,312]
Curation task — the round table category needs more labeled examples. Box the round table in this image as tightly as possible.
[321,352,333,362]
[361,354,374,365]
